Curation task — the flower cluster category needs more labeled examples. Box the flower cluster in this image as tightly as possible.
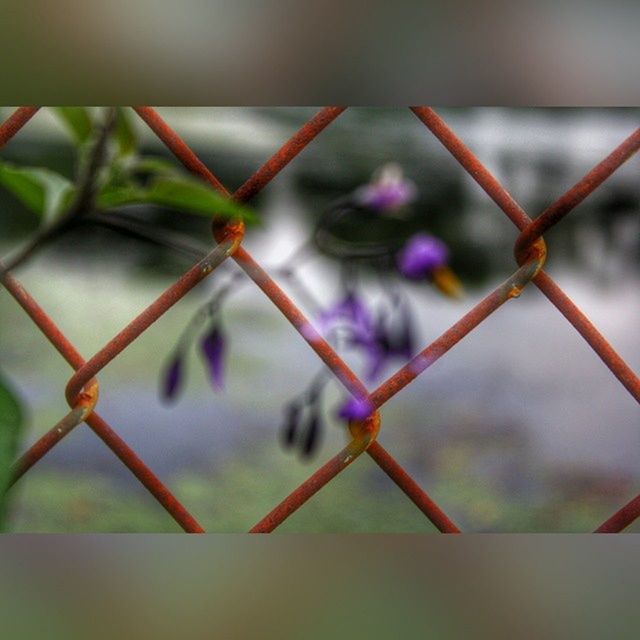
[319,291,416,383]
[160,163,463,459]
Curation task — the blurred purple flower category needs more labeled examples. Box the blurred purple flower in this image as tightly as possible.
[200,325,226,391]
[319,292,417,382]
[397,233,449,279]
[161,353,184,402]
[354,164,417,213]
[338,396,374,422]
[317,291,375,342]
[354,304,416,381]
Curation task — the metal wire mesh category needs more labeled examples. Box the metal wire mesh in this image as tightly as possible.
[1,106,638,533]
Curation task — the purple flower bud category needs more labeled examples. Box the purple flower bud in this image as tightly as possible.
[281,403,302,449]
[354,164,417,212]
[397,233,449,279]
[301,412,322,457]
[161,353,184,402]
[200,325,226,391]
[338,396,374,422]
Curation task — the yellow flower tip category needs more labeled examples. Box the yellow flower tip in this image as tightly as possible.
[432,266,465,300]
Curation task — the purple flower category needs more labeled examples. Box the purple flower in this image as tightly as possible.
[356,304,416,381]
[161,353,184,402]
[397,233,449,279]
[338,396,374,422]
[354,164,417,212]
[319,292,418,383]
[319,293,387,381]
[317,292,375,343]
[200,325,226,390]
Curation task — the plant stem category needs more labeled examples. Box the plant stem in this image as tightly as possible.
[0,108,117,278]
[82,210,209,260]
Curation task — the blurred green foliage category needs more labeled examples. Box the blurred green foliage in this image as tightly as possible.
[0,107,256,231]
[7,448,634,533]
[0,373,23,530]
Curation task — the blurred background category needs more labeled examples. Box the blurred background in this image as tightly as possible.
[0,107,638,532]
[2,0,640,105]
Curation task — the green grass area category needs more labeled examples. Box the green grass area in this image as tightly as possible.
[7,443,632,533]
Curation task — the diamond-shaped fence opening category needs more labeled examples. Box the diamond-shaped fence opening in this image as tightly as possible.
[1,106,639,533]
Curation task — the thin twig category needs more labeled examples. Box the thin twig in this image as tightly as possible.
[81,210,209,260]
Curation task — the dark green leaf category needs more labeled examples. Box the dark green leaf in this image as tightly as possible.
[96,184,146,209]
[0,373,23,530]
[146,177,256,222]
[101,155,137,192]
[132,157,177,177]
[53,107,94,145]
[97,175,257,223]
[0,162,75,223]
[114,107,137,156]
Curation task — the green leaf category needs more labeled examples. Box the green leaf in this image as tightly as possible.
[53,107,94,145]
[0,373,23,530]
[132,156,177,177]
[146,177,256,222]
[114,107,137,156]
[96,184,145,209]
[97,175,257,223]
[0,162,75,224]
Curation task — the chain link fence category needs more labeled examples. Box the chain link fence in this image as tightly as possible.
[1,106,638,533]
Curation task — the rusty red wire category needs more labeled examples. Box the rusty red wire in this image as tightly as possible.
[0,106,638,533]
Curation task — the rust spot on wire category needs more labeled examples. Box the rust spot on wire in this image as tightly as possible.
[75,378,100,418]
[211,218,245,250]
[347,410,381,457]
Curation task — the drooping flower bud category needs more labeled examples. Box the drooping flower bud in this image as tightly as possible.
[301,411,322,458]
[281,402,302,449]
[200,324,226,391]
[161,352,184,402]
